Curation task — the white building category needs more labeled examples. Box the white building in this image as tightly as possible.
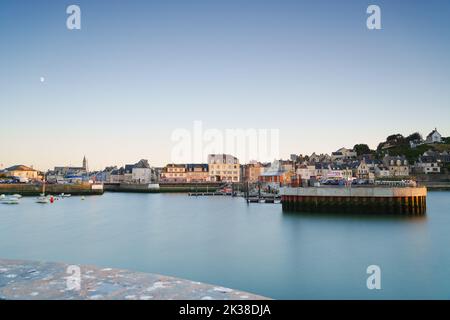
[208,154,240,182]
[331,148,357,162]
[296,164,317,180]
[131,159,155,184]
[425,128,442,144]
[414,161,440,174]
[374,166,390,178]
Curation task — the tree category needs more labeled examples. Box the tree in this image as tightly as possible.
[353,144,372,156]
[406,132,422,142]
[385,134,407,147]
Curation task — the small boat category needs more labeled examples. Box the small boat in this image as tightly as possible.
[59,193,71,198]
[36,195,49,204]
[12,194,22,199]
[1,196,20,205]
[36,176,50,204]
[81,196,85,200]
[0,194,6,199]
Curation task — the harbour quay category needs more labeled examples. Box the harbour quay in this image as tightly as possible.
[280,186,427,215]
[0,182,104,196]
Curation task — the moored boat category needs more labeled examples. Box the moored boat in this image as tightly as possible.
[59,193,71,198]
[36,194,49,204]
[1,196,20,205]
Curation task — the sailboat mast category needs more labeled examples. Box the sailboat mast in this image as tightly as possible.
[43,172,46,195]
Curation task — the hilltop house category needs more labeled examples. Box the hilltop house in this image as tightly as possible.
[331,148,357,163]
[425,128,442,144]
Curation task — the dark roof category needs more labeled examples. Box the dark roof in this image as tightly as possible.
[186,164,208,170]
[427,128,440,138]
[111,167,125,175]
[384,155,407,161]
[134,159,150,169]
[165,164,186,168]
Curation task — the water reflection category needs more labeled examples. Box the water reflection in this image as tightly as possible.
[283,210,427,223]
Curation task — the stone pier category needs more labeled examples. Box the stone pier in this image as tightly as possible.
[280,186,427,215]
[0,259,268,300]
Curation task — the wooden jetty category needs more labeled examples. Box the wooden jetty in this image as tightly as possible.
[188,192,224,196]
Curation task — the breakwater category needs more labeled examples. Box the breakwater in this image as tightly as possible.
[0,183,103,196]
[281,186,427,215]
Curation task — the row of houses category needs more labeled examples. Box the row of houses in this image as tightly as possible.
[159,154,240,183]
[2,133,448,186]
[240,157,398,185]
[94,154,240,184]
[242,150,450,186]
[102,159,157,184]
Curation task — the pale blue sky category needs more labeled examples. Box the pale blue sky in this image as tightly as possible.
[1,0,449,170]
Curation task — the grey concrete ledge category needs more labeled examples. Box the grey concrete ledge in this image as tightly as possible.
[0,259,268,300]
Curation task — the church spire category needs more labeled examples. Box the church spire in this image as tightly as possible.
[82,155,87,171]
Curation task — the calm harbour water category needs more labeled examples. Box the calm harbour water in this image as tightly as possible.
[1,191,450,299]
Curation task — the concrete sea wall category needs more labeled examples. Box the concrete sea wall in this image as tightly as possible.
[104,183,223,193]
[0,183,104,196]
[415,173,450,190]
[281,186,427,215]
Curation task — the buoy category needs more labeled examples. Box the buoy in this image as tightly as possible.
[50,196,54,204]
[81,196,85,200]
